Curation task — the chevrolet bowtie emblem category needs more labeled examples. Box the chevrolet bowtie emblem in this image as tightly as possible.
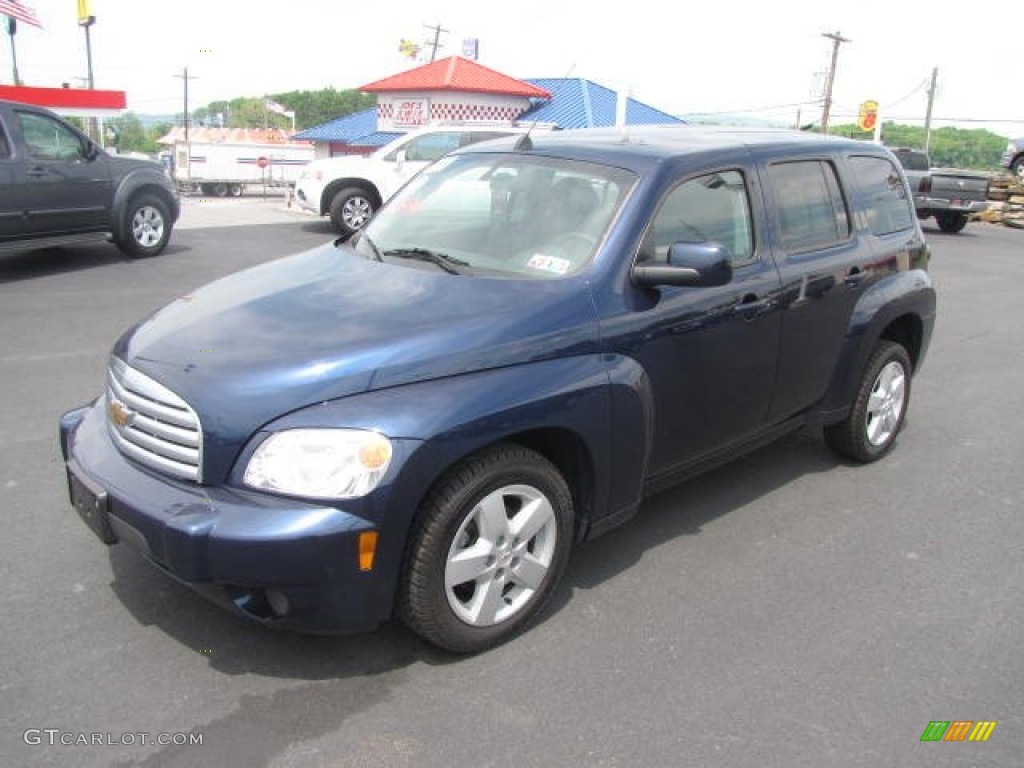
[108,399,135,428]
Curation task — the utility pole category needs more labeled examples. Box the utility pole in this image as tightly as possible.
[175,67,198,184]
[820,30,851,134]
[423,23,448,62]
[923,67,938,153]
[175,67,198,141]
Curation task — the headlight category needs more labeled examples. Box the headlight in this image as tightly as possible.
[243,429,392,499]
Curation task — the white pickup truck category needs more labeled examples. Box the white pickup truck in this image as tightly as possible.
[294,126,523,236]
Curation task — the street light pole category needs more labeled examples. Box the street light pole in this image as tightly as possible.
[7,16,20,86]
[820,30,850,135]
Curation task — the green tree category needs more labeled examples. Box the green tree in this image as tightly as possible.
[107,113,155,154]
[194,88,375,132]
[831,122,1007,170]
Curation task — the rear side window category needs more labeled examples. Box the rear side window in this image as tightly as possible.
[768,160,850,253]
[848,155,915,236]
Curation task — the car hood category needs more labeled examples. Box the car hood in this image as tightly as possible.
[113,243,599,465]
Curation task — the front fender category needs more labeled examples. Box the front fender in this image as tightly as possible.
[816,269,936,419]
[112,171,180,236]
[235,354,653,547]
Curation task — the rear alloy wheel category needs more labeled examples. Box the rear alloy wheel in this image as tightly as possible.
[116,194,172,258]
[400,444,574,653]
[935,212,968,234]
[328,187,375,237]
[825,341,911,462]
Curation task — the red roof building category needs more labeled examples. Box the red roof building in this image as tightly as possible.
[359,56,551,131]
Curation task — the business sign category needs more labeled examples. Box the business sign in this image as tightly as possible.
[857,100,879,132]
[393,99,429,127]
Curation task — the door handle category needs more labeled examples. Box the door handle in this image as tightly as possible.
[844,267,865,288]
[733,293,775,319]
[27,167,51,178]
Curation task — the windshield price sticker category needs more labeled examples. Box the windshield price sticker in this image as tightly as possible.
[527,254,571,275]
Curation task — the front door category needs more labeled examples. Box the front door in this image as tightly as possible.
[606,167,784,480]
[9,108,111,238]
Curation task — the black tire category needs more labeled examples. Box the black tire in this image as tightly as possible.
[212,182,229,198]
[328,187,375,236]
[228,183,243,197]
[399,444,574,653]
[199,183,213,196]
[824,341,912,463]
[935,212,968,234]
[1011,156,1024,181]
[115,193,173,258]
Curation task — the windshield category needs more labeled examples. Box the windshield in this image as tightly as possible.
[351,152,636,279]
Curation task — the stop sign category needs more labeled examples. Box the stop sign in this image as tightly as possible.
[257,156,269,169]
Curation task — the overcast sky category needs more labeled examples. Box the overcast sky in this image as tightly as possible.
[5,0,1021,137]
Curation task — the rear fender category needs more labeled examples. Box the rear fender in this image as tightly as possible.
[814,269,936,421]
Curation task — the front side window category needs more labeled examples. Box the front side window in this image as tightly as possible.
[643,170,754,265]
[848,155,915,236]
[16,111,88,161]
[392,132,464,163]
[768,160,850,253]
[352,152,636,279]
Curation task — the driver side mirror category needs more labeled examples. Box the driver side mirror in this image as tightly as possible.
[632,241,733,288]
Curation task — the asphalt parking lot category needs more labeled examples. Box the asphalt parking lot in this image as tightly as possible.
[1,204,1021,767]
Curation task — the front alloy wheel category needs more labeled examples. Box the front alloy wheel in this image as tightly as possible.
[117,193,172,258]
[445,484,559,627]
[400,444,574,653]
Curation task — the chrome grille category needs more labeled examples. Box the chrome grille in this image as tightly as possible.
[106,357,202,482]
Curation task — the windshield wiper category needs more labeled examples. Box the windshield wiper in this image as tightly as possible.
[382,247,469,275]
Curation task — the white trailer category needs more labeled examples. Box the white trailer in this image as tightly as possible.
[169,139,314,196]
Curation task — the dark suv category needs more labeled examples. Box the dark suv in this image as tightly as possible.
[60,126,935,652]
[0,99,179,257]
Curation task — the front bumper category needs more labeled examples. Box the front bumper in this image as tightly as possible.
[294,179,324,215]
[60,399,394,634]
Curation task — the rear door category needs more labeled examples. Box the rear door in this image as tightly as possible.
[10,108,112,237]
[758,153,876,420]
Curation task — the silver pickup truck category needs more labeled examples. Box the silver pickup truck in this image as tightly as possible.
[891,148,989,233]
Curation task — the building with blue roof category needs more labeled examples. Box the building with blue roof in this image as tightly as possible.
[294,57,682,157]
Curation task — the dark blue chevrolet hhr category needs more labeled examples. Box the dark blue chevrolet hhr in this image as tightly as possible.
[61,126,935,652]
